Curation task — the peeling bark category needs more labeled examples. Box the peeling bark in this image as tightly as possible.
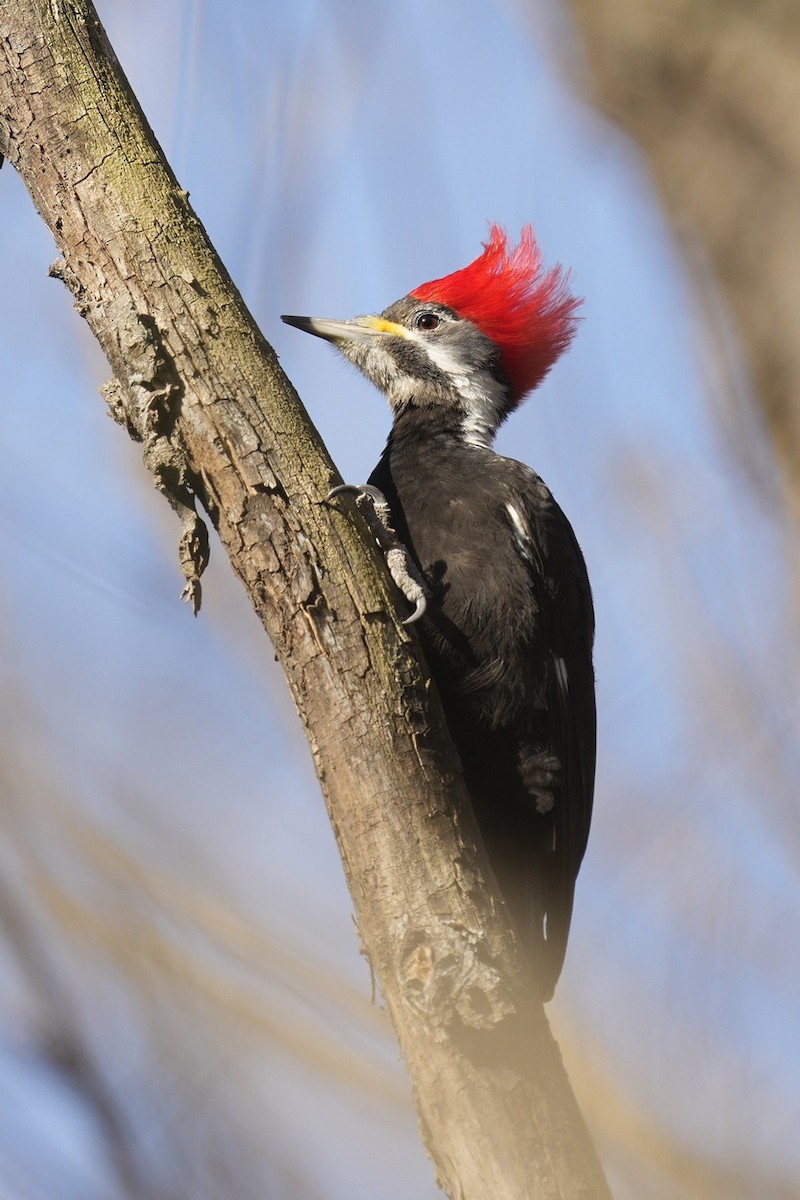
[0,3,611,1196]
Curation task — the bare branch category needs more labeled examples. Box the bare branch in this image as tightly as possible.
[0,3,610,1195]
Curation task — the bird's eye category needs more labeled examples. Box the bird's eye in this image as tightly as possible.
[414,311,441,332]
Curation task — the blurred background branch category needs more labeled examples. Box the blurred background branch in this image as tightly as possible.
[555,0,800,525]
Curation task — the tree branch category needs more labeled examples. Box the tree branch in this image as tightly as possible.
[0,3,611,1196]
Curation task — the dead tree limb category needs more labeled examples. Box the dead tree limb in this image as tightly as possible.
[0,3,611,1196]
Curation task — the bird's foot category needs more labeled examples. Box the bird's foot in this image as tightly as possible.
[326,484,429,624]
[519,747,561,815]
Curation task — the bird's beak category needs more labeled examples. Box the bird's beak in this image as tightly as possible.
[281,314,407,344]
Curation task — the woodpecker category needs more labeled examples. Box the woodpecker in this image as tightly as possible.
[282,226,595,999]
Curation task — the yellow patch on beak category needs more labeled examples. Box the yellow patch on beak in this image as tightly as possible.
[362,315,409,338]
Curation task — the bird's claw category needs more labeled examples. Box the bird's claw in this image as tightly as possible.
[327,482,429,624]
[402,594,427,625]
[327,482,385,501]
[385,546,427,624]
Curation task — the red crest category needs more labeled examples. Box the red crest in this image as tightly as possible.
[411,225,580,400]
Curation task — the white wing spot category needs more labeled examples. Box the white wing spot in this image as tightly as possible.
[506,502,534,564]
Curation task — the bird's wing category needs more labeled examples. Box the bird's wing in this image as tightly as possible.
[505,483,596,993]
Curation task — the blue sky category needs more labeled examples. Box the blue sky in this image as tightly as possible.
[1,2,798,1197]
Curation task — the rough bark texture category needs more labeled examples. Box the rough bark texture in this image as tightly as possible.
[0,3,611,1197]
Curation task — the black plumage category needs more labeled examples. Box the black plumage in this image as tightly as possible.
[368,410,594,997]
